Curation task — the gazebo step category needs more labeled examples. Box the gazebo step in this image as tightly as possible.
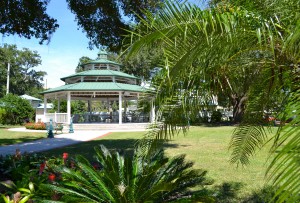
[71,123,149,131]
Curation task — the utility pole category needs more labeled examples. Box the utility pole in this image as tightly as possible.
[6,62,10,94]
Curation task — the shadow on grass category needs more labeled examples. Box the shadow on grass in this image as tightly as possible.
[39,138,181,160]
[0,137,46,146]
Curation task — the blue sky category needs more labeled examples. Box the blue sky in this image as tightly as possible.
[0,0,204,89]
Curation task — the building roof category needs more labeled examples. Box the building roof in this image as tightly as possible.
[20,94,41,101]
[41,82,145,94]
[60,70,138,81]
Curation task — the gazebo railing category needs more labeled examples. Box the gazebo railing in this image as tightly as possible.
[45,113,68,123]
[72,112,149,123]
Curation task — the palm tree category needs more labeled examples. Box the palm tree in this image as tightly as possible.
[124,0,300,202]
[40,145,211,202]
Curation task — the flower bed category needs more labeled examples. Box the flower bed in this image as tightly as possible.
[25,122,46,130]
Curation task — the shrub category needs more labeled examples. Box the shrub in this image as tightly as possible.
[0,94,34,125]
[0,108,6,124]
[24,122,35,129]
[41,145,213,202]
[25,122,46,130]
[34,122,46,130]
[211,111,222,123]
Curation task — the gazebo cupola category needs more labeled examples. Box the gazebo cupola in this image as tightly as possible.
[83,50,120,71]
[98,50,108,59]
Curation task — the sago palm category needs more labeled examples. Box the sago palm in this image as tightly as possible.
[40,145,211,202]
[124,0,300,202]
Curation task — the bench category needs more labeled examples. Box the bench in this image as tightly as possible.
[45,122,64,134]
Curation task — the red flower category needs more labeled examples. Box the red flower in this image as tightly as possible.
[48,173,56,182]
[39,162,46,175]
[63,153,68,160]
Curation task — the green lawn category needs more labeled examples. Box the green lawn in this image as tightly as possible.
[0,126,46,146]
[40,126,274,196]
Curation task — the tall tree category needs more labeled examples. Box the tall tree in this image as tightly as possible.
[75,56,92,73]
[0,0,59,44]
[0,44,46,98]
[125,0,300,202]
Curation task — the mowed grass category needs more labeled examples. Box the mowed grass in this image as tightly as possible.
[40,126,274,195]
[164,126,273,193]
[0,126,46,146]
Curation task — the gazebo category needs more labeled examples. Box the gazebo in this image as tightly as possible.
[38,50,155,125]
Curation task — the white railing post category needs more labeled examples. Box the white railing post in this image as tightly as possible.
[67,92,71,124]
[119,92,122,124]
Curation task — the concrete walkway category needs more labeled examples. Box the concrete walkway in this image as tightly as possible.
[0,128,146,156]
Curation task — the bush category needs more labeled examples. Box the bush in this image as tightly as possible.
[40,145,213,202]
[0,108,6,124]
[25,122,46,130]
[211,111,222,123]
[0,94,34,125]
[34,122,46,130]
[24,122,35,129]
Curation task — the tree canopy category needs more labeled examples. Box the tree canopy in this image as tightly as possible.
[0,44,46,98]
[0,0,59,44]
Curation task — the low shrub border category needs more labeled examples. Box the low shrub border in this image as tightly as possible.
[25,122,46,130]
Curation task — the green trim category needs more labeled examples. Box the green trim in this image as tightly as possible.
[41,82,145,95]
[83,58,121,66]
[61,70,138,81]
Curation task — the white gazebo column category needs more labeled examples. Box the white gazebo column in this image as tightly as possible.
[57,99,60,113]
[150,99,155,123]
[67,92,71,124]
[119,92,122,124]
[43,97,47,122]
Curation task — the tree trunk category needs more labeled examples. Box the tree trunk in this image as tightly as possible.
[231,96,247,123]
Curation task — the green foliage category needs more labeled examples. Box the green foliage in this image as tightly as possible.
[0,0,58,44]
[0,44,46,98]
[0,108,6,124]
[51,100,86,114]
[211,111,222,123]
[75,56,92,73]
[0,94,34,125]
[213,182,244,203]
[119,46,164,80]
[125,0,300,201]
[41,145,211,202]
[241,185,280,203]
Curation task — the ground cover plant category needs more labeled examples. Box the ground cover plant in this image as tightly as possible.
[0,142,213,202]
[0,126,45,146]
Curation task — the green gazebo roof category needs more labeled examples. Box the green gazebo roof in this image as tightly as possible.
[60,70,138,81]
[41,82,145,95]
[83,58,121,66]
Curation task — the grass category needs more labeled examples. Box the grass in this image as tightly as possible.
[40,126,274,196]
[0,125,46,146]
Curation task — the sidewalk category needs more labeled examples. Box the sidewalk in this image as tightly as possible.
[0,128,136,156]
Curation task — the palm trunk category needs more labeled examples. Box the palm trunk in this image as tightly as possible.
[231,95,247,123]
